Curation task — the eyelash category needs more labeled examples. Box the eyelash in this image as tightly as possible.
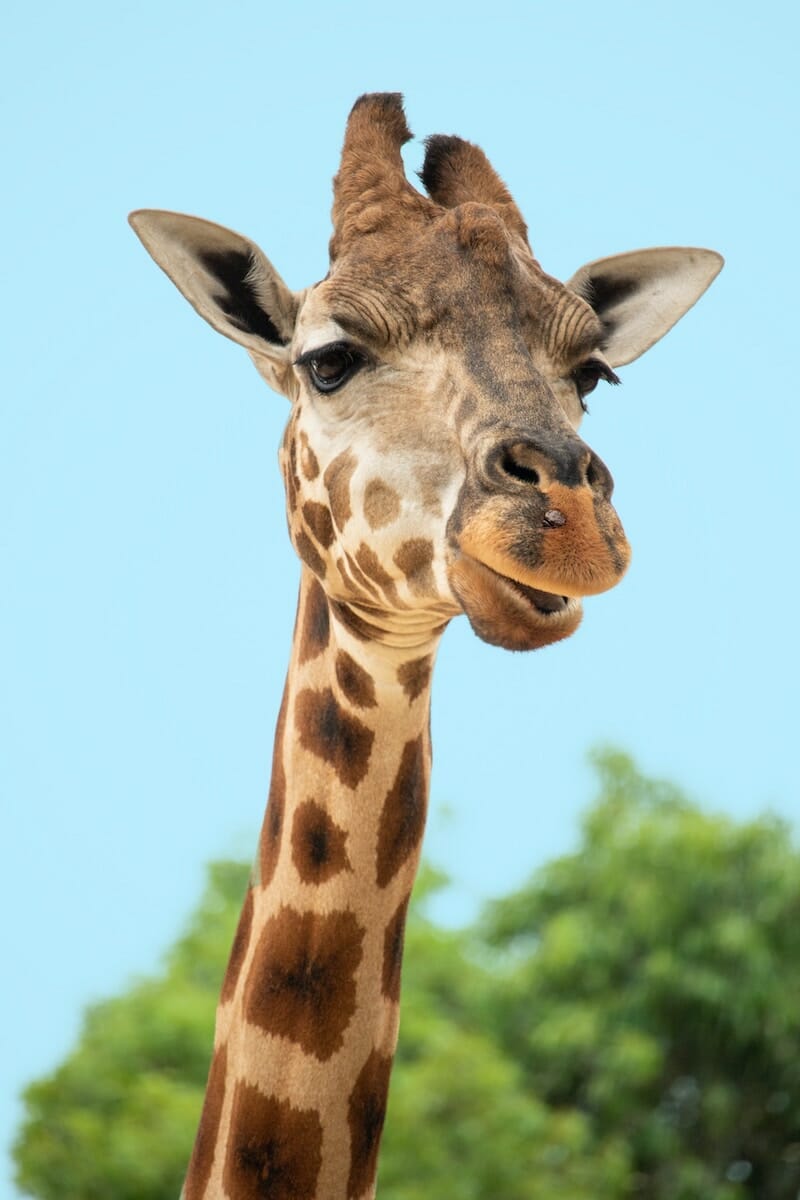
[295,341,367,394]
[571,359,621,413]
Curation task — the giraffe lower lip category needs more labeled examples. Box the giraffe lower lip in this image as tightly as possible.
[507,580,569,614]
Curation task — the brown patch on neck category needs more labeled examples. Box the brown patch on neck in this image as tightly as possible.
[291,799,351,884]
[295,686,375,789]
[364,478,401,529]
[335,649,377,709]
[382,893,411,1002]
[397,654,432,703]
[220,887,254,1004]
[298,430,320,481]
[323,449,357,532]
[259,685,289,887]
[243,907,364,1060]
[376,736,428,887]
[223,1080,323,1200]
[298,576,331,666]
[347,1050,394,1199]
[184,1042,228,1200]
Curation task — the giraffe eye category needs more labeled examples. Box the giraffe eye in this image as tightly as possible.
[572,359,621,412]
[298,342,366,394]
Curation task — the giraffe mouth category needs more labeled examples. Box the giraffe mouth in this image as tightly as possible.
[500,574,571,614]
[448,553,583,651]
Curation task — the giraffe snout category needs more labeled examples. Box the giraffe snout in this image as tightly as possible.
[480,432,615,501]
[454,427,631,600]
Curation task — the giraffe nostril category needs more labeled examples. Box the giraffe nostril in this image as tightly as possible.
[500,446,539,485]
[585,453,614,499]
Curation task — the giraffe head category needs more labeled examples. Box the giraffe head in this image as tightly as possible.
[131,94,721,652]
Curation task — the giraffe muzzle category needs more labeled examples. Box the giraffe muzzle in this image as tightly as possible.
[455,429,631,601]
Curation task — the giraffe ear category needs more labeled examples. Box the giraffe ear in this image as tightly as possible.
[129,210,300,395]
[567,247,724,368]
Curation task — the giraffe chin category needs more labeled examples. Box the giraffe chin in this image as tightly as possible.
[448,554,583,652]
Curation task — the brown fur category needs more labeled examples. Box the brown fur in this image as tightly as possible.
[243,907,364,1061]
[347,1051,394,1199]
[223,1082,323,1200]
[302,500,336,550]
[335,650,378,709]
[291,799,351,884]
[295,687,375,789]
[259,688,288,887]
[382,895,410,1002]
[376,736,428,888]
[298,577,331,666]
[363,479,401,530]
[221,887,254,1003]
[323,450,357,532]
[393,537,436,596]
[396,654,433,703]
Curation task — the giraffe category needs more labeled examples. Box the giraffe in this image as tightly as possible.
[130,93,722,1200]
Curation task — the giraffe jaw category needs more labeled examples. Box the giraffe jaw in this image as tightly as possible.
[448,553,583,651]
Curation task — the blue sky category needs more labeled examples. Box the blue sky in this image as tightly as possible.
[2,0,798,1194]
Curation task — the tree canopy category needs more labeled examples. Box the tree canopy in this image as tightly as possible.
[14,751,800,1198]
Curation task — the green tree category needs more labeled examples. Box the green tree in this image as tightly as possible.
[13,860,250,1200]
[14,754,800,1199]
[481,749,800,1199]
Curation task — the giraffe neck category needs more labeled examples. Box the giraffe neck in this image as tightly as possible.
[184,568,442,1200]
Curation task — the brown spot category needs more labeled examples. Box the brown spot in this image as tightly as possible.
[397,655,432,703]
[393,538,435,596]
[324,449,357,532]
[347,1051,393,1199]
[299,576,330,666]
[342,550,382,601]
[299,431,320,481]
[221,887,254,1004]
[184,1043,228,1200]
[335,650,377,709]
[288,435,302,496]
[355,542,408,609]
[291,799,350,884]
[302,500,335,549]
[244,907,364,1060]
[376,736,428,888]
[363,479,401,530]
[223,1079,322,1200]
[294,529,326,579]
[260,688,288,887]
[295,687,374,789]
[382,894,410,1002]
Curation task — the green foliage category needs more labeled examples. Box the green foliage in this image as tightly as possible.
[14,756,800,1199]
[13,861,250,1200]
[482,749,800,1199]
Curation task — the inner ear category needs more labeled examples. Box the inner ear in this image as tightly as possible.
[567,247,723,367]
[129,210,299,355]
[199,246,288,344]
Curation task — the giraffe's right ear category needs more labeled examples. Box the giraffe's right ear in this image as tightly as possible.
[129,210,300,396]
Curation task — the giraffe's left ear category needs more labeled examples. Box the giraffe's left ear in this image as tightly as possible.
[129,210,300,396]
[567,247,724,368]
